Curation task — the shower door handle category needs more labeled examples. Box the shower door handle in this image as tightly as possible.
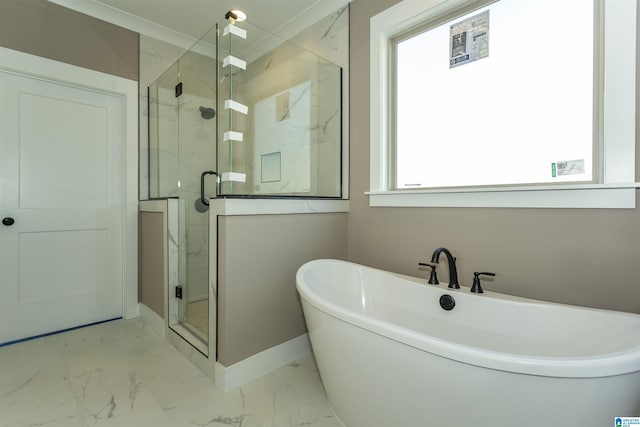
[200,170,217,207]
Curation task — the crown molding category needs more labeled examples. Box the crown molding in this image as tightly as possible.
[47,0,350,55]
[47,0,199,49]
[272,0,350,40]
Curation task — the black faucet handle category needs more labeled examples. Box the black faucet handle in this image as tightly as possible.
[418,262,439,285]
[471,272,496,294]
[477,272,496,277]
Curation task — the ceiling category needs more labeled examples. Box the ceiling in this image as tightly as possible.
[48,0,349,46]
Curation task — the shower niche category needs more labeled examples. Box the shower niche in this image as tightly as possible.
[146,11,345,378]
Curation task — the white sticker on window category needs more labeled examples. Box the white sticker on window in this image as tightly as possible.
[450,10,490,68]
[552,159,585,177]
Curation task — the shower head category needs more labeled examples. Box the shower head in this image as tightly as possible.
[199,106,215,120]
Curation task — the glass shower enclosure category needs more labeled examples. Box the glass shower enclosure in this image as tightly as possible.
[147,15,342,356]
[216,18,342,197]
[148,26,217,354]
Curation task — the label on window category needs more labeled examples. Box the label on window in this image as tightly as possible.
[450,10,490,68]
[615,417,640,427]
[552,159,585,177]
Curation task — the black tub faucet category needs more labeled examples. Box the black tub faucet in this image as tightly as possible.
[418,262,439,285]
[470,272,496,293]
[431,247,460,289]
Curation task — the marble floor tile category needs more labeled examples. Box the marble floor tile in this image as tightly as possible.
[0,318,342,427]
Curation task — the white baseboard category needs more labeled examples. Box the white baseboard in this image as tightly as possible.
[139,303,165,338]
[215,334,312,393]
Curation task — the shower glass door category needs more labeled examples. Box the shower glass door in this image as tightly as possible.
[148,26,217,355]
[174,33,217,352]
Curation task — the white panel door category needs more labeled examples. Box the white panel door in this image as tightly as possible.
[0,70,124,344]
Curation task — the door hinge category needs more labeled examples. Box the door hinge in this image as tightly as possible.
[175,285,183,299]
[175,82,183,97]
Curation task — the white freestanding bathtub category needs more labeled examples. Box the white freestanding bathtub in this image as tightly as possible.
[296,259,640,427]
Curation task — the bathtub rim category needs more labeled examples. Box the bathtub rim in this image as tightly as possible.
[296,259,640,378]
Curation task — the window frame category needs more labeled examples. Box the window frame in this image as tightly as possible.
[369,0,637,208]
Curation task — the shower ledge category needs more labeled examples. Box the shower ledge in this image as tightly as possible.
[209,198,349,216]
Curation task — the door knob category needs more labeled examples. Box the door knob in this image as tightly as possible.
[2,217,15,226]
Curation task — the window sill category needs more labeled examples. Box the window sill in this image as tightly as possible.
[366,184,640,209]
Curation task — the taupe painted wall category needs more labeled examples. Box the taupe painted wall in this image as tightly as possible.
[348,0,640,313]
[139,212,165,318]
[0,0,138,80]
[218,213,347,366]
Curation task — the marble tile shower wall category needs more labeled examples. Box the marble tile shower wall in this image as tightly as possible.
[292,5,349,197]
[226,47,341,196]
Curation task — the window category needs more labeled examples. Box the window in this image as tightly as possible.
[396,0,593,188]
[370,0,637,208]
